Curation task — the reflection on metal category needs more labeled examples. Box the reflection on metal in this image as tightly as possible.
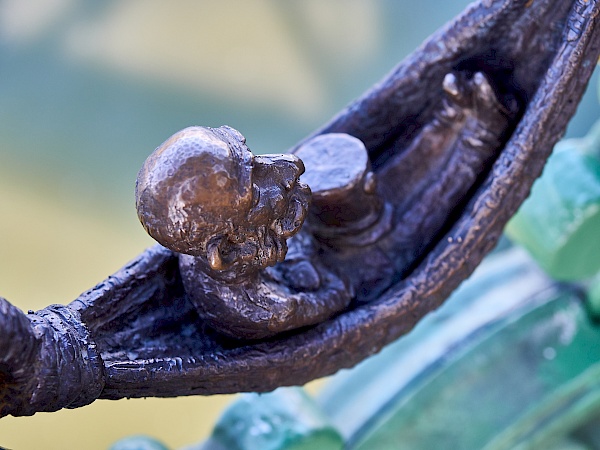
[1,0,600,418]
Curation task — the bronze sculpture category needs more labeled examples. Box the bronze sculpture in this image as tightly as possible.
[135,70,514,340]
[1,0,599,418]
[136,125,352,340]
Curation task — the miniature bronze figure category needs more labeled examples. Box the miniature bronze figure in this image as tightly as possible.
[133,71,514,338]
[1,0,599,418]
[136,125,353,339]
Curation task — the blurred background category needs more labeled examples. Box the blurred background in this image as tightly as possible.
[0,1,598,449]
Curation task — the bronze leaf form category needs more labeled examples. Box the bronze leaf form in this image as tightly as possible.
[1,0,599,416]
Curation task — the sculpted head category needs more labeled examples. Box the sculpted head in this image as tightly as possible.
[136,125,311,277]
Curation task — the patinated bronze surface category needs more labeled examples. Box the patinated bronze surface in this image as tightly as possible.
[1,0,599,417]
[135,70,514,341]
[136,125,352,340]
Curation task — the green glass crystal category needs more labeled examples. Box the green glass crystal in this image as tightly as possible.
[211,388,343,450]
[506,131,600,280]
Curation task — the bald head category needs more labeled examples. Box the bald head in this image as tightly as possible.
[136,126,254,256]
[136,125,311,277]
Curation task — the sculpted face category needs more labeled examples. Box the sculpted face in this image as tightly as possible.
[237,154,311,272]
[136,125,310,279]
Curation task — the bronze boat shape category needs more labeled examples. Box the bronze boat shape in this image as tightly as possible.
[1,0,600,416]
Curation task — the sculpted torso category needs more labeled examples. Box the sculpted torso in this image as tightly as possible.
[135,71,515,340]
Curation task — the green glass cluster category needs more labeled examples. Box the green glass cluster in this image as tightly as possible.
[506,119,600,280]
